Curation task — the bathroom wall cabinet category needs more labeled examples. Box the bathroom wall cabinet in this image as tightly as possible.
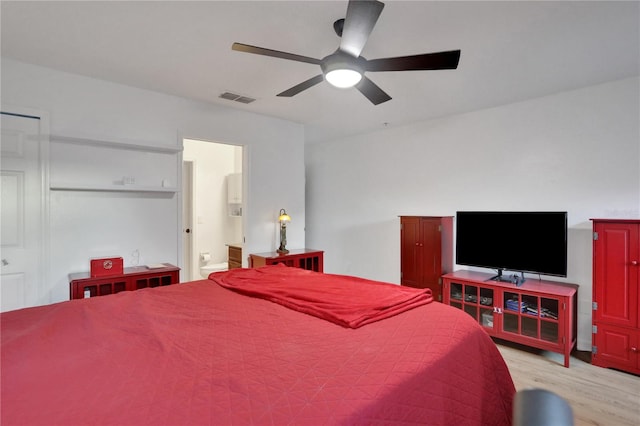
[227,173,242,216]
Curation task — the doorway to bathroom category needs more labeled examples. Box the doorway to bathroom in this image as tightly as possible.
[182,138,243,281]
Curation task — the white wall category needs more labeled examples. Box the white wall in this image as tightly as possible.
[1,58,305,304]
[305,76,640,351]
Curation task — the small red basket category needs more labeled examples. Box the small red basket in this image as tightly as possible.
[90,257,124,277]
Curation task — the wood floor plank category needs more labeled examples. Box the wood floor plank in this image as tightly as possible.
[497,341,640,426]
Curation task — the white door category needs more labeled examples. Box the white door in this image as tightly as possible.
[1,112,45,312]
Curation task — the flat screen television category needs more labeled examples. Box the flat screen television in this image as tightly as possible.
[455,211,567,284]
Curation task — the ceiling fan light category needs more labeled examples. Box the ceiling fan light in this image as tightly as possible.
[325,68,362,88]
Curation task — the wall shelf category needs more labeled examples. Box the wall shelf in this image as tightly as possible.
[49,134,180,194]
[50,182,177,193]
[51,134,182,154]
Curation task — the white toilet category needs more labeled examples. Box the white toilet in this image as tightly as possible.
[200,262,228,278]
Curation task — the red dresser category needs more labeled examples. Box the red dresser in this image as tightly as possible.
[69,264,180,300]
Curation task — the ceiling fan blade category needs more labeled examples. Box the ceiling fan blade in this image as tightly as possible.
[232,43,322,65]
[277,75,325,97]
[366,50,461,72]
[355,76,391,105]
[340,0,385,58]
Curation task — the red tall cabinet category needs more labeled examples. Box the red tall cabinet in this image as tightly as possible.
[591,219,640,374]
[400,216,453,301]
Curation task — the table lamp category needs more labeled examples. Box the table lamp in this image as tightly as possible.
[277,209,291,254]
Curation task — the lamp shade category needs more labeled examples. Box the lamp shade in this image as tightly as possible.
[278,209,291,222]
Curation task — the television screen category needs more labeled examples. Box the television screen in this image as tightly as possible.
[455,211,567,277]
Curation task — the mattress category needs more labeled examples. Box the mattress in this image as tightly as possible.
[1,266,515,425]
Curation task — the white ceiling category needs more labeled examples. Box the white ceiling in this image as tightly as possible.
[1,1,638,144]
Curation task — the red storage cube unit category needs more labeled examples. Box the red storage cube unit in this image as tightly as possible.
[70,264,180,300]
[249,249,324,272]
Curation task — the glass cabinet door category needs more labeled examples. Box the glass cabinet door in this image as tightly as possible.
[540,297,559,342]
[479,287,494,328]
[503,291,521,334]
[463,284,478,318]
[502,291,560,342]
[449,282,463,308]
[448,282,494,329]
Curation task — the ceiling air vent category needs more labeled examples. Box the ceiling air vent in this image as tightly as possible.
[219,91,256,104]
[235,96,255,104]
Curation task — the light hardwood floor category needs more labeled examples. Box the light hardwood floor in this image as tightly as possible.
[497,340,640,426]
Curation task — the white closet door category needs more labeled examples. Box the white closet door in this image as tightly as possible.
[1,112,44,312]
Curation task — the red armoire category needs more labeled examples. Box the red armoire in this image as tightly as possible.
[591,218,640,374]
[400,216,453,301]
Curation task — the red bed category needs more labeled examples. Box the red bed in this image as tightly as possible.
[1,265,515,425]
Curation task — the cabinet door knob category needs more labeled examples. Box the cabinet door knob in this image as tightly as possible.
[631,347,638,353]
[631,260,638,266]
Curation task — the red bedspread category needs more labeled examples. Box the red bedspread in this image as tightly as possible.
[1,269,515,426]
[210,265,433,328]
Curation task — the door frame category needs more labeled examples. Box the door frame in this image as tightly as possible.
[178,136,246,279]
[0,104,50,306]
[181,159,196,281]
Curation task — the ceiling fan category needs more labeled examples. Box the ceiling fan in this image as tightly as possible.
[231,0,460,105]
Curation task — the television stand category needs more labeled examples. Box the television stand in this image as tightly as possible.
[490,270,525,286]
[443,270,578,367]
